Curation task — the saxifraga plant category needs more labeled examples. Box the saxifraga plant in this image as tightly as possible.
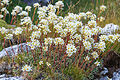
[0,0,120,79]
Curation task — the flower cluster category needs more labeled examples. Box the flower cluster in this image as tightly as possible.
[54,37,64,45]
[13,27,23,35]
[100,5,107,12]
[27,39,40,50]
[0,0,120,76]
[66,44,77,57]
[22,65,32,72]
[39,61,51,67]
[5,34,13,39]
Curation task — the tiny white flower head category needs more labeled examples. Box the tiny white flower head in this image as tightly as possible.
[94,61,100,66]
[2,0,9,5]
[88,20,97,28]
[33,3,40,8]
[98,16,105,22]
[46,62,51,67]
[91,51,99,59]
[118,38,120,42]
[0,15,3,18]
[18,11,28,16]
[25,6,31,11]
[100,5,107,12]
[43,46,48,51]
[22,65,32,72]
[39,61,43,65]
[85,56,90,61]
[66,44,77,57]
[11,10,17,16]
[5,34,13,39]
[14,6,22,13]
[55,1,64,8]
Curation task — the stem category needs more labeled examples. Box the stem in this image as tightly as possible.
[13,15,17,25]
[88,65,96,73]
[101,42,117,57]
[9,40,15,55]
[3,38,10,58]
[57,8,60,15]
[10,16,14,25]
[32,50,36,62]
[46,45,49,61]
[32,8,37,22]
[81,61,87,70]
[17,35,19,54]
[79,59,85,69]
[55,54,67,69]
[73,42,81,65]
[77,47,85,67]
[3,13,6,20]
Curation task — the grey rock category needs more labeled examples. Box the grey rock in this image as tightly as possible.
[100,67,108,75]
[23,0,51,6]
[0,43,31,58]
[112,69,120,80]
[0,76,23,80]
[100,76,109,80]
[0,74,6,78]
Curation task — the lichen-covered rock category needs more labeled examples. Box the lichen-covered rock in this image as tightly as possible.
[0,43,31,58]
[23,0,50,6]
[0,75,23,80]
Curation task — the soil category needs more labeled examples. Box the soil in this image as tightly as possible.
[94,51,120,79]
[103,51,120,78]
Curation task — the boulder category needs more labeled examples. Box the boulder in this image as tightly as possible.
[0,43,31,58]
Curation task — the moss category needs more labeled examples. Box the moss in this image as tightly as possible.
[63,65,86,80]
[0,19,13,29]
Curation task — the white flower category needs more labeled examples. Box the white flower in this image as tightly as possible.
[90,14,96,20]
[44,38,53,45]
[0,15,3,18]
[43,46,48,51]
[18,11,28,16]
[46,62,51,67]
[22,65,32,72]
[13,27,23,35]
[78,12,87,20]
[100,5,106,12]
[97,41,106,52]
[85,56,90,61]
[39,61,43,65]
[33,3,40,7]
[14,6,22,13]
[66,44,77,57]
[25,6,31,11]
[11,10,17,16]
[20,17,32,25]
[94,61,100,66]
[83,40,92,50]
[1,7,9,14]
[91,51,99,59]
[88,20,97,28]
[54,37,64,45]
[0,27,8,34]
[40,19,49,25]
[98,16,105,22]
[5,34,13,39]
[55,1,64,8]
[31,31,41,39]
[118,38,120,42]
[99,35,108,41]
[86,11,92,18]
[2,0,9,5]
